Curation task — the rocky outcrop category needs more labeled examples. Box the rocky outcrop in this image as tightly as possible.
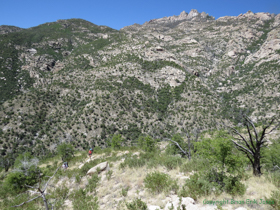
[86,161,108,175]
[0,25,23,34]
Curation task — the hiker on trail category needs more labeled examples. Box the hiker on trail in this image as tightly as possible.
[62,162,68,170]
[88,148,93,159]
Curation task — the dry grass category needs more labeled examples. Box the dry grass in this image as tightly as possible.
[197,172,277,210]
[51,150,279,210]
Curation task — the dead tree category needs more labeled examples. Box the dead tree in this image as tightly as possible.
[228,115,280,176]
[12,167,60,210]
[164,128,201,160]
[164,138,190,159]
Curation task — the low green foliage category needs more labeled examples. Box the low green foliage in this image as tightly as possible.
[160,155,182,170]
[121,186,129,197]
[179,170,246,200]
[195,130,246,174]
[57,143,75,162]
[144,171,179,194]
[126,198,148,210]
[110,134,124,150]
[106,169,113,180]
[266,190,280,210]
[70,189,99,210]
[263,139,280,171]
[86,173,100,193]
[137,135,156,152]
[180,156,209,173]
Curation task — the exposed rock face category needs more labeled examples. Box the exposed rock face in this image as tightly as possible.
[187,9,199,19]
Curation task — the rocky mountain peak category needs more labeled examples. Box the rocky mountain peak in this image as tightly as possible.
[178,10,188,20]
[186,9,199,19]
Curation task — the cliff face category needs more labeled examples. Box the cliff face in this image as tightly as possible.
[0,11,279,155]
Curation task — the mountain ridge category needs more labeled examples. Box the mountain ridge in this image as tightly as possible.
[0,9,279,157]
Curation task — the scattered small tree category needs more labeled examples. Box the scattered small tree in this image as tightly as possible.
[57,143,74,162]
[137,135,156,152]
[110,134,124,150]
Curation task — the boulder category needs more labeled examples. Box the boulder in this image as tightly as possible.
[86,161,108,175]
[148,205,161,210]
[164,196,216,210]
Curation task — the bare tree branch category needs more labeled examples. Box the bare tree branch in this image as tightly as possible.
[230,127,255,155]
[43,167,60,192]
[245,120,256,152]
[244,115,259,144]
[163,138,188,156]
[231,139,254,156]
[11,195,41,207]
[274,165,280,170]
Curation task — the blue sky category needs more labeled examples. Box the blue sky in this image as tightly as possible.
[1,0,280,30]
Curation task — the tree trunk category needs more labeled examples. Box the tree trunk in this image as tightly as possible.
[253,155,261,176]
[42,194,49,210]
[188,137,191,160]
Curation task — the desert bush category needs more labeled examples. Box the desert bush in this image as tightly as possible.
[179,169,246,200]
[106,170,113,180]
[223,175,246,196]
[121,186,129,197]
[110,134,124,150]
[263,139,280,171]
[3,153,41,194]
[86,173,100,193]
[119,155,146,169]
[160,155,182,170]
[266,190,280,210]
[144,171,178,194]
[179,173,213,200]
[266,171,280,188]
[195,130,246,174]
[180,156,208,173]
[70,189,99,210]
[137,135,156,152]
[126,198,148,210]
[57,143,75,162]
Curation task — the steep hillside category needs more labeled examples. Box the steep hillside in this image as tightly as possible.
[0,10,280,158]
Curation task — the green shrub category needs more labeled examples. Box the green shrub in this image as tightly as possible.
[180,170,246,200]
[121,186,129,197]
[126,198,148,210]
[266,190,280,210]
[180,156,208,173]
[266,171,280,188]
[224,175,246,196]
[70,189,99,210]
[57,143,75,162]
[86,173,100,193]
[144,171,178,194]
[179,173,213,200]
[161,155,182,170]
[106,170,113,180]
[110,134,124,150]
[137,135,156,152]
[119,155,146,169]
